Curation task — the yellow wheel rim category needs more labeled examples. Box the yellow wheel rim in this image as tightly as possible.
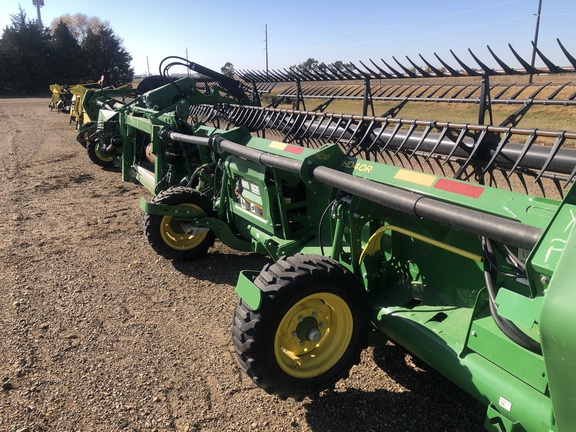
[274,292,353,378]
[95,144,113,162]
[159,203,207,250]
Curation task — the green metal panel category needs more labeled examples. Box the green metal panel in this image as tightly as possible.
[538,193,576,432]
[235,271,262,310]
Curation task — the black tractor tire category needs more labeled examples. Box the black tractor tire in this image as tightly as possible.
[86,139,114,168]
[142,187,215,261]
[232,253,370,400]
[76,122,97,147]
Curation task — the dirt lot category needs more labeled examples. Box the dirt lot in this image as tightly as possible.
[0,98,485,431]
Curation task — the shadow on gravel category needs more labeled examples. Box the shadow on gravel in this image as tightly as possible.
[304,344,485,432]
[171,251,271,285]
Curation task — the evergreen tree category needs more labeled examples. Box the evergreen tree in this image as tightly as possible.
[50,20,83,85]
[81,25,134,86]
[0,8,52,94]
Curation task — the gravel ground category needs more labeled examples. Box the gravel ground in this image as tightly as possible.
[0,97,485,431]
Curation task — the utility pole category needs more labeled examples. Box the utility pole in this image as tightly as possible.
[529,0,543,84]
[32,0,44,28]
[146,56,150,76]
[264,24,269,78]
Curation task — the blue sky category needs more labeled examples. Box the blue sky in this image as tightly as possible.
[1,0,576,76]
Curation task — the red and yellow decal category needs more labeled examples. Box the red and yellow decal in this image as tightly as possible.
[434,178,484,198]
[269,141,304,155]
[394,169,436,186]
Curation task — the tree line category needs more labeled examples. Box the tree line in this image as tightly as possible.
[0,8,134,95]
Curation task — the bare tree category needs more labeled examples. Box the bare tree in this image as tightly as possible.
[50,13,109,42]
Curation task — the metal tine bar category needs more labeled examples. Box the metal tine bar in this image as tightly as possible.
[396,85,414,98]
[355,118,377,150]
[547,82,571,100]
[327,115,352,144]
[254,108,274,130]
[381,84,401,98]
[463,85,482,99]
[313,87,334,97]
[427,84,448,98]
[557,38,576,69]
[280,111,304,140]
[246,110,263,130]
[359,60,382,79]
[273,110,293,134]
[535,132,566,183]
[527,82,551,99]
[404,85,425,98]
[309,67,332,81]
[230,105,252,127]
[405,56,433,78]
[264,110,286,132]
[381,121,405,151]
[533,43,568,73]
[330,65,355,80]
[291,112,312,139]
[343,85,360,97]
[498,101,533,128]
[451,84,473,99]
[296,66,318,81]
[344,62,366,80]
[482,129,512,173]
[409,123,435,158]
[344,118,368,148]
[349,87,365,98]
[565,163,576,187]
[294,111,318,138]
[506,130,538,179]
[486,45,517,75]
[323,66,344,81]
[509,84,532,100]
[350,62,371,78]
[393,56,418,78]
[269,69,288,82]
[367,118,390,154]
[414,84,435,98]
[508,44,539,74]
[322,116,344,142]
[380,99,408,118]
[380,59,407,78]
[467,48,499,75]
[281,111,303,137]
[371,85,388,97]
[311,113,332,136]
[368,59,395,79]
[494,83,515,99]
[434,52,462,76]
[419,54,448,77]
[310,97,335,113]
[317,114,338,140]
[248,109,268,131]
[450,50,482,76]
[394,121,419,155]
[442,127,471,165]
[453,127,489,178]
[235,107,256,129]
[425,125,450,162]
[438,84,458,99]
[245,107,264,129]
